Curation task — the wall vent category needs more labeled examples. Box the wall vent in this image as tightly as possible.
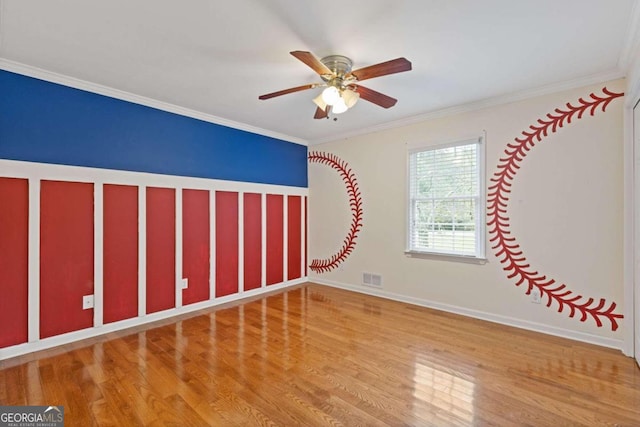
[362,272,382,287]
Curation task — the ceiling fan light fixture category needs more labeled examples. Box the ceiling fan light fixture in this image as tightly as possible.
[259,51,412,120]
[342,89,360,108]
[312,93,327,110]
[321,86,340,105]
[332,97,348,114]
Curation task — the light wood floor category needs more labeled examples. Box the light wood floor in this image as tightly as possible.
[1,283,639,426]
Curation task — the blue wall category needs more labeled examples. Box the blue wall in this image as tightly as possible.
[0,70,307,187]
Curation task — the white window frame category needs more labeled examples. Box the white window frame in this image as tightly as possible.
[405,135,487,263]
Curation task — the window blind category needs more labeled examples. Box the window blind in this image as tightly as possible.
[408,139,483,257]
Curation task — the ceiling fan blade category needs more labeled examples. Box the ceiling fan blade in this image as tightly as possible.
[347,58,412,82]
[354,85,398,108]
[258,84,316,100]
[314,106,328,119]
[290,51,333,76]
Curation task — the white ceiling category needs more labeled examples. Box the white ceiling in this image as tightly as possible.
[0,0,638,145]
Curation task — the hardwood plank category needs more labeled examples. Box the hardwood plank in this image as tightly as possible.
[1,283,639,426]
[90,399,120,427]
[2,365,26,405]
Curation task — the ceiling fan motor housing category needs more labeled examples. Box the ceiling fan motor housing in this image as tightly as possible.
[320,55,353,81]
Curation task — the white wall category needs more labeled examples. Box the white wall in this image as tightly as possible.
[309,79,626,349]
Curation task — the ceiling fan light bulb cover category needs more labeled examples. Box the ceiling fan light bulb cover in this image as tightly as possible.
[321,86,340,105]
[313,94,327,109]
[342,89,360,108]
[332,98,348,114]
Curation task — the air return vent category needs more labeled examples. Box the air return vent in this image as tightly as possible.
[362,272,382,287]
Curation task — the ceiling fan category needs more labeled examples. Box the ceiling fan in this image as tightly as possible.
[259,51,412,119]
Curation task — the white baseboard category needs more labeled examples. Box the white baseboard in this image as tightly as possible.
[311,277,624,352]
[0,278,306,362]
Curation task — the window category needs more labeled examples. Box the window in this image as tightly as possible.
[407,136,485,260]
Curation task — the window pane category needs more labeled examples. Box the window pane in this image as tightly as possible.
[409,140,481,257]
[411,145,477,199]
[412,198,476,254]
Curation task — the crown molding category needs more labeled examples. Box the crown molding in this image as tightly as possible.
[309,68,626,145]
[0,58,309,146]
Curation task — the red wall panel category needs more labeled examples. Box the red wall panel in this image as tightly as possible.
[146,187,176,314]
[40,180,94,339]
[304,196,308,277]
[243,193,262,291]
[215,191,238,297]
[266,194,283,286]
[103,184,138,324]
[182,189,210,305]
[287,195,302,280]
[0,178,29,348]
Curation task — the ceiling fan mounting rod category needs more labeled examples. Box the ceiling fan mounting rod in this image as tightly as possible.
[327,76,345,91]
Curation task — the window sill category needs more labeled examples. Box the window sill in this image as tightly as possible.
[404,250,488,265]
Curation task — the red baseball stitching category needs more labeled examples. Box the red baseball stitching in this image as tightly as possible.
[308,151,363,273]
[487,87,624,330]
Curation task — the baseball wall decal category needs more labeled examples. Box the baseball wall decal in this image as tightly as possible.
[487,88,624,330]
[308,152,363,273]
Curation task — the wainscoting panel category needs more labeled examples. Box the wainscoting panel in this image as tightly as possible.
[243,192,262,292]
[0,178,29,348]
[103,184,139,324]
[182,189,210,306]
[287,195,302,281]
[215,191,239,298]
[266,194,284,286]
[40,180,94,339]
[0,160,307,360]
[146,187,176,314]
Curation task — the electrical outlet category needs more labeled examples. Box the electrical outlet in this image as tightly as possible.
[531,288,542,304]
[82,294,94,310]
[181,278,189,289]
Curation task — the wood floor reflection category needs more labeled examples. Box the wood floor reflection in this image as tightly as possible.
[1,283,639,426]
